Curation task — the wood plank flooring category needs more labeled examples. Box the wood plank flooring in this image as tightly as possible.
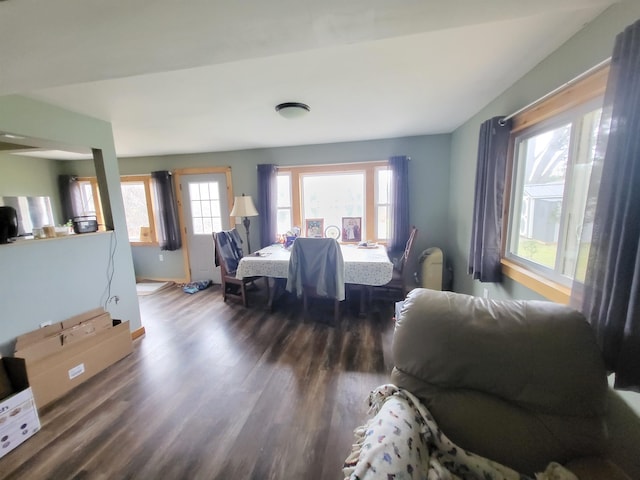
[0,283,396,479]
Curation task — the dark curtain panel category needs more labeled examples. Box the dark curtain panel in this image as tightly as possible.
[576,20,640,390]
[151,171,182,251]
[257,164,277,248]
[389,156,410,254]
[58,175,82,221]
[468,116,511,283]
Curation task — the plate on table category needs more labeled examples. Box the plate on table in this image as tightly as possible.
[325,225,340,240]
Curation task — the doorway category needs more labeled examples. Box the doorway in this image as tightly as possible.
[176,168,233,283]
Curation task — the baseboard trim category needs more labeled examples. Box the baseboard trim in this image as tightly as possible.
[136,276,186,283]
[131,326,146,340]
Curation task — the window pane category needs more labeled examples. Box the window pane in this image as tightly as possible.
[375,167,392,240]
[189,181,222,235]
[193,217,204,235]
[191,201,202,217]
[277,209,292,235]
[202,217,213,233]
[121,182,150,241]
[302,173,364,233]
[277,174,291,207]
[202,200,212,217]
[563,108,601,280]
[377,169,391,204]
[377,205,390,239]
[199,183,210,200]
[189,183,200,200]
[79,182,97,216]
[510,123,571,270]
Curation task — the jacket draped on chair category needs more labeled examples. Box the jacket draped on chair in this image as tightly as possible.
[286,237,345,301]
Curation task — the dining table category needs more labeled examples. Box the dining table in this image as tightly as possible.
[236,242,394,315]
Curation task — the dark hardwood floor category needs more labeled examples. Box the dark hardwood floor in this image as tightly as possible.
[0,283,396,479]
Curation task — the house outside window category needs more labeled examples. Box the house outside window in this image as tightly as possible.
[506,103,602,287]
[502,64,608,302]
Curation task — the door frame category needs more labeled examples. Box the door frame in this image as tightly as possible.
[174,166,234,283]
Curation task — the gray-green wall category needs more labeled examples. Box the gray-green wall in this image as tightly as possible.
[0,95,141,355]
[448,1,640,301]
[7,2,636,407]
[447,1,640,411]
[0,153,66,225]
[114,135,451,282]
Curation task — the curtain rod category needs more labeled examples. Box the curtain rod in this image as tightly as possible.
[499,57,611,126]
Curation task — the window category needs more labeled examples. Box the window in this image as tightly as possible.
[277,173,292,235]
[77,177,105,229]
[188,181,223,234]
[277,161,391,242]
[506,103,601,286]
[502,65,608,301]
[375,166,392,239]
[120,176,156,244]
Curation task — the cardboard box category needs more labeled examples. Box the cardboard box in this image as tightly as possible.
[61,312,113,347]
[14,307,108,351]
[15,321,133,409]
[0,358,41,459]
[15,310,114,363]
[59,307,108,331]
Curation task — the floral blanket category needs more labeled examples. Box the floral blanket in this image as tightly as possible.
[343,384,578,480]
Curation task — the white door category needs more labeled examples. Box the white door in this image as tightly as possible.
[180,173,230,283]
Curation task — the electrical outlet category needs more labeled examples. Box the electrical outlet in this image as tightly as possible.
[159,254,164,261]
[40,321,52,328]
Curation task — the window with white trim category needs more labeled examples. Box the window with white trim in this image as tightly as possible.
[502,65,608,300]
[506,102,602,286]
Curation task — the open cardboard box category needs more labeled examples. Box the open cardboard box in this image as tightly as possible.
[13,309,133,409]
[0,357,41,459]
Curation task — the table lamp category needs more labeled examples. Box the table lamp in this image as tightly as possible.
[230,193,259,254]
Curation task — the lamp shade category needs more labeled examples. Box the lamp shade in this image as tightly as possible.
[230,194,258,217]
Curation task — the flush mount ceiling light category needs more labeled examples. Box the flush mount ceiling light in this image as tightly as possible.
[275,102,310,119]
[0,133,26,140]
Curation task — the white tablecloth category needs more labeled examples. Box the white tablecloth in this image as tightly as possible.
[236,243,393,286]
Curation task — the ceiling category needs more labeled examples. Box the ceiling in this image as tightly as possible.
[0,0,617,158]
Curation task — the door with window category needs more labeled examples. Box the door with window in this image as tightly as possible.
[180,173,230,283]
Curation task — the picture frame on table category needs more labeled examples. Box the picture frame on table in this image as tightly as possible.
[305,218,324,238]
[342,217,362,243]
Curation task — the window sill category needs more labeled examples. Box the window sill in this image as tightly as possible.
[130,241,159,247]
[501,259,570,305]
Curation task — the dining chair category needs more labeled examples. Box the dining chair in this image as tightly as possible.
[285,237,345,326]
[212,230,267,307]
[374,226,418,301]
